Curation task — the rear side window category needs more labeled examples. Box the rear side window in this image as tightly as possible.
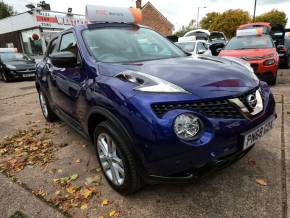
[59,32,78,56]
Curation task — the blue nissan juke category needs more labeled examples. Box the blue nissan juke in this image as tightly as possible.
[35,19,276,194]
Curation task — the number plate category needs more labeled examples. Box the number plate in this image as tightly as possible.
[242,116,275,150]
[22,73,35,78]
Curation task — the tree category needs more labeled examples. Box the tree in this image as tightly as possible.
[201,9,250,38]
[175,19,196,37]
[255,9,287,27]
[200,12,220,30]
[0,2,15,19]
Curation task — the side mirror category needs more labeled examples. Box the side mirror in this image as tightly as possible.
[197,49,206,54]
[216,48,223,53]
[50,51,77,68]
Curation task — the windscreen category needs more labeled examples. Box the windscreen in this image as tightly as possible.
[83,27,186,63]
[224,36,274,50]
[176,42,196,52]
[0,53,32,63]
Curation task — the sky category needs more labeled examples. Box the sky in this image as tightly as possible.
[4,0,290,30]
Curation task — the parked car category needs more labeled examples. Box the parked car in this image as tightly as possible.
[238,22,287,67]
[36,5,276,194]
[0,48,36,82]
[175,39,212,56]
[209,31,227,56]
[219,29,279,85]
[279,29,290,68]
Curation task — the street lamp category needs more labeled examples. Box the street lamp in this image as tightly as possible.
[253,0,257,22]
[197,6,207,29]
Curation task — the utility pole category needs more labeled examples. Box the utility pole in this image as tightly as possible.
[253,0,257,22]
[196,6,206,29]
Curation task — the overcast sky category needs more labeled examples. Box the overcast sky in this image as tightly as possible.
[4,0,290,30]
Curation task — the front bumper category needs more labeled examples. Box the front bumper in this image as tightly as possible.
[6,69,36,79]
[249,60,278,82]
[125,83,276,179]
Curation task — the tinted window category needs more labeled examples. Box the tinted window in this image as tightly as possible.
[59,32,77,55]
[224,36,274,50]
[0,53,32,63]
[47,38,58,56]
[197,42,207,51]
[83,27,186,63]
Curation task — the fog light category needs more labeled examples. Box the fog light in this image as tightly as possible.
[263,59,275,66]
[174,113,202,141]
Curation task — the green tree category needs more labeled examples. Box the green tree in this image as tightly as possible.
[255,9,287,27]
[0,2,15,19]
[200,12,220,30]
[209,9,251,38]
[175,19,196,37]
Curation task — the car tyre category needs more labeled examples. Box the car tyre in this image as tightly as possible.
[38,90,59,122]
[1,72,10,82]
[94,121,143,195]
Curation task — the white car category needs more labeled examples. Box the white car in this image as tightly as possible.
[175,40,212,56]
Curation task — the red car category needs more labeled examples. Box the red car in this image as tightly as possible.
[219,30,279,85]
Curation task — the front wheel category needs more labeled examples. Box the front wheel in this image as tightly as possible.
[38,91,58,122]
[94,121,143,195]
[1,71,10,82]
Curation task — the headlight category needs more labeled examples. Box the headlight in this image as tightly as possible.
[116,71,189,93]
[6,64,16,70]
[263,59,275,66]
[174,113,202,141]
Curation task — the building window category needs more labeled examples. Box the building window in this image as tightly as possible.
[21,29,43,56]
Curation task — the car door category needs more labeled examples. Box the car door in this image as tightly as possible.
[48,31,86,122]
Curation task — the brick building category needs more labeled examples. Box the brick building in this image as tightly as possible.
[136,0,174,36]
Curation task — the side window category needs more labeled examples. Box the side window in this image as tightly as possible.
[59,32,78,56]
[47,38,58,57]
[197,42,207,52]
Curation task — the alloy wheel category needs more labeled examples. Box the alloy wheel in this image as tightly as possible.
[39,92,49,118]
[97,133,125,186]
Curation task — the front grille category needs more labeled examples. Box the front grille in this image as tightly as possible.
[151,99,243,119]
[152,87,266,119]
[16,68,36,73]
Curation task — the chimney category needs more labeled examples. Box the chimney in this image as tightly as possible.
[136,0,142,9]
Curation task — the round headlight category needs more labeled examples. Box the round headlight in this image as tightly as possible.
[174,113,202,141]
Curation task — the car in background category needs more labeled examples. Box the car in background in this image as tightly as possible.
[0,48,36,82]
[278,29,290,68]
[209,31,227,56]
[175,38,212,56]
[219,29,279,85]
[238,22,287,67]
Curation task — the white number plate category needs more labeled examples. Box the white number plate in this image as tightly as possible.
[22,73,35,78]
[242,116,275,150]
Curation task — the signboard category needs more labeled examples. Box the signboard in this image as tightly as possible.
[35,11,86,29]
[85,5,142,24]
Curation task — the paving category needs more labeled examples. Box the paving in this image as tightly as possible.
[0,70,289,218]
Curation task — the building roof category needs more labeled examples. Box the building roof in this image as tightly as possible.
[141,2,174,29]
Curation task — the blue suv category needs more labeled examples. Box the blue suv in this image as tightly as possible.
[36,22,276,194]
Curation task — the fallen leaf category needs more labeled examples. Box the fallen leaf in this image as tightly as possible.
[98,216,104,218]
[248,160,256,166]
[81,187,94,199]
[85,175,101,184]
[101,199,109,206]
[80,204,88,210]
[75,159,81,163]
[287,110,290,115]
[256,178,267,186]
[109,210,119,217]
[57,169,63,173]
[82,144,87,148]
[66,186,77,194]
[70,174,78,181]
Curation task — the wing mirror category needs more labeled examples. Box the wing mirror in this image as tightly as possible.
[197,49,206,54]
[50,51,77,68]
[216,48,223,54]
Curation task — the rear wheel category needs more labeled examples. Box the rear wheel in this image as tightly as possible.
[94,121,143,195]
[38,91,58,122]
